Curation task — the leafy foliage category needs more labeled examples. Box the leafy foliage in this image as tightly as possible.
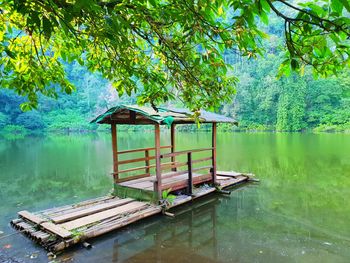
[0,0,349,111]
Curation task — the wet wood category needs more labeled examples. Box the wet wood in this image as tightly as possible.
[41,222,72,238]
[60,201,148,230]
[18,210,46,225]
[11,170,252,252]
[51,198,134,223]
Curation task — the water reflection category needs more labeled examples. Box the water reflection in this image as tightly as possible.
[1,132,350,263]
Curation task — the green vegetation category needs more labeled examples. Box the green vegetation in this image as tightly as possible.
[0,0,349,112]
[0,1,349,133]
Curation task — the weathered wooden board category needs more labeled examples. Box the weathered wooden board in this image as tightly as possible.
[60,201,148,230]
[51,198,134,224]
[217,171,244,177]
[41,222,72,239]
[217,175,248,188]
[18,210,46,225]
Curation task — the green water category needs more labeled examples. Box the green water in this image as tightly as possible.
[0,132,350,263]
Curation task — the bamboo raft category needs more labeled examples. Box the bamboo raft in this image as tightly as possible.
[11,171,252,252]
[11,105,256,253]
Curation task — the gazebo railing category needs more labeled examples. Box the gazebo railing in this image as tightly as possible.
[158,147,214,194]
[113,145,172,183]
[113,146,215,195]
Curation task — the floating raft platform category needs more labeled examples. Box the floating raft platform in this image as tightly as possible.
[11,171,252,253]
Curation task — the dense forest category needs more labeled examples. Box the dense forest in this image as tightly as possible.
[0,8,349,134]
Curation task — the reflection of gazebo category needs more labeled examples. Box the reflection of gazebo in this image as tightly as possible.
[92,104,246,202]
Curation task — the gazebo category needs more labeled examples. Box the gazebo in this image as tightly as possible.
[91,104,240,202]
[11,104,252,252]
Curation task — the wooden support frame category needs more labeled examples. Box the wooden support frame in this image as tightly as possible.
[154,124,162,198]
[171,123,176,171]
[111,124,118,183]
[187,152,193,195]
[212,123,217,184]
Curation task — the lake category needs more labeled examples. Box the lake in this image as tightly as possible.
[0,132,349,262]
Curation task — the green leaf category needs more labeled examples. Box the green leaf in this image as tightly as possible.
[42,16,52,39]
[340,0,350,12]
[331,0,343,14]
[260,0,270,13]
[4,48,16,59]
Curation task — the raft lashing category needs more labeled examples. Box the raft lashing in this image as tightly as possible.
[11,171,253,252]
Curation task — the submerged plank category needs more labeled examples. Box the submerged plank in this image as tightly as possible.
[18,210,46,225]
[41,222,72,239]
[60,201,148,230]
[51,198,134,224]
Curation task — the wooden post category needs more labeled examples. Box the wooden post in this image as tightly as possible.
[145,149,150,176]
[154,124,162,198]
[211,123,217,184]
[111,124,118,183]
[187,152,193,195]
[171,123,176,171]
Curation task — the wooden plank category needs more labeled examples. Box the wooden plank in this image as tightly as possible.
[217,176,248,188]
[216,175,231,180]
[116,174,150,183]
[117,156,155,165]
[160,147,214,158]
[117,145,171,155]
[60,201,148,230]
[51,198,134,224]
[116,164,155,174]
[41,222,72,239]
[217,171,244,177]
[18,210,46,225]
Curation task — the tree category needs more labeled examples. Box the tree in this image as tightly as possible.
[0,0,349,111]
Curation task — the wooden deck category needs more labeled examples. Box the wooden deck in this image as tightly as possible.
[11,171,253,253]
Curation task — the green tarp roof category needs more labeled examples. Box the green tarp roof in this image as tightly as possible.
[91,104,237,125]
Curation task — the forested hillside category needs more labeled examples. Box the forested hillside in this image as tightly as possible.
[0,7,349,134]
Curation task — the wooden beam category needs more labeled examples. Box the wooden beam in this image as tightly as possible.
[171,123,176,171]
[111,124,119,183]
[129,110,136,123]
[187,152,193,195]
[154,124,162,198]
[212,123,217,184]
[117,145,171,155]
[145,149,150,175]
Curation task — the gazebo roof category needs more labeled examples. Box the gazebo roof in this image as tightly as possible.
[91,104,237,125]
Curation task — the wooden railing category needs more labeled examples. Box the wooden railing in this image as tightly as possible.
[114,146,172,183]
[114,146,214,194]
[159,147,214,194]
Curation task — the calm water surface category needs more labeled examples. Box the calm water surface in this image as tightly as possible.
[0,132,349,263]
